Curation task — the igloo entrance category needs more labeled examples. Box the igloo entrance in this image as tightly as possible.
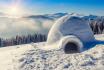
[64,42,79,54]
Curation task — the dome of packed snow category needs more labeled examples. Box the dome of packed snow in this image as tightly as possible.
[47,15,94,44]
[46,15,95,53]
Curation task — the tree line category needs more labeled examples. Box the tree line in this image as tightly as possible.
[89,18,104,34]
[0,34,47,47]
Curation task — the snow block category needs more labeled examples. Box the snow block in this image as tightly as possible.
[47,15,95,44]
[43,15,95,53]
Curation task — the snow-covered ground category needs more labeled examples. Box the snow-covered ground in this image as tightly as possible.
[0,34,104,70]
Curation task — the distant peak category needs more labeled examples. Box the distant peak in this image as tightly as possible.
[53,13,68,15]
[70,13,83,17]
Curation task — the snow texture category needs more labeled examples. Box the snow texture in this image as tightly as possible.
[47,15,95,44]
[0,35,104,70]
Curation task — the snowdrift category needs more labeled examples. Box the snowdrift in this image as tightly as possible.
[0,35,103,70]
[41,15,95,53]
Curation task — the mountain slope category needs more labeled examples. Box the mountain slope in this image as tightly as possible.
[0,34,104,70]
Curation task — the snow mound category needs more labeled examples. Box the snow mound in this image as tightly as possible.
[47,15,95,44]
[42,15,95,52]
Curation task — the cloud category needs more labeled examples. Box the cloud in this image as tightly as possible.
[42,20,53,29]
[0,17,54,38]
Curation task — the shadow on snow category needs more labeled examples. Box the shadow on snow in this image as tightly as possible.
[83,40,104,51]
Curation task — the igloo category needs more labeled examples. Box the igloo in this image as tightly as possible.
[41,15,95,53]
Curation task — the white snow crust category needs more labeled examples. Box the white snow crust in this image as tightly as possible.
[0,35,103,70]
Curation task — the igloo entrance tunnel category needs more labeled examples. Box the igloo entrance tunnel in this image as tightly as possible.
[42,15,95,53]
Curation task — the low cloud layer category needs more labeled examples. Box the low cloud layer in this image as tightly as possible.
[0,17,54,38]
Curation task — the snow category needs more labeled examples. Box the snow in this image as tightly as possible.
[45,15,95,51]
[58,35,83,53]
[0,35,104,70]
[95,34,104,41]
[40,35,83,53]
[0,14,103,70]
[0,44,35,70]
[47,15,95,45]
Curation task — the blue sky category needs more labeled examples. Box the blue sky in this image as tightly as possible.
[0,0,104,15]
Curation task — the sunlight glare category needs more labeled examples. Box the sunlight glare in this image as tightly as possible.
[6,0,24,18]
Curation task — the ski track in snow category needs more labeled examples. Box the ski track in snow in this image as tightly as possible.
[0,35,104,70]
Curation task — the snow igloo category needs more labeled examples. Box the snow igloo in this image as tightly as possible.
[44,15,94,53]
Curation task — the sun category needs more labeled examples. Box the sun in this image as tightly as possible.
[6,5,23,18]
[8,6,19,15]
[5,0,24,18]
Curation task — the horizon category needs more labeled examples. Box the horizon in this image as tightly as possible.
[0,0,103,17]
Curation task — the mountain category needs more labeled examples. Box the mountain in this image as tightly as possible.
[25,15,54,20]
[24,13,68,20]
[82,15,103,20]
[0,12,103,21]
[45,13,68,19]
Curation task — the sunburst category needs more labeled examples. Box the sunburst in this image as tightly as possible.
[6,0,24,18]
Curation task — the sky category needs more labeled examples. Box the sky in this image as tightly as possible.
[0,0,104,16]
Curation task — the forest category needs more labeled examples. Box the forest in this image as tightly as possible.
[89,17,104,34]
[0,34,46,47]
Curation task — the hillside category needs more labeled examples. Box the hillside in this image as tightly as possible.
[0,34,104,70]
